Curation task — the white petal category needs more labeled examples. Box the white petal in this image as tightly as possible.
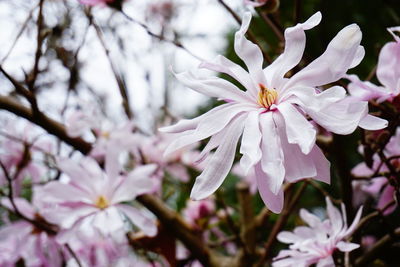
[358,114,388,130]
[255,163,284,213]
[164,103,252,157]
[336,241,360,252]
[325,197,343,234]
[350,46,365,68]
[377,41,400,90]
[234,12,266,86]
[117,204,157,237]
[239,110,262,174]
[309,145,331,184]
[277,231,300,244]
[174,70,253,103]
[265,12,322,88]
[277,102,316,154]
[190,117,245,200]
[284,24,363,90]
[260,112,285,194]
[300,209,321,227]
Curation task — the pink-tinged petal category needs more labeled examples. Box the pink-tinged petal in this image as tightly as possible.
[117,204,157,237]
[234,12,266,86]
[255,163,284,213]
[259,113,285,194]
[306,98,368,135]
[200,55,255,95]
[351,162,374,177]
[282,86,346,111]
[38,181,90,204]
[284,24,363,90]
[277,102,316,154]
[350,46,365,68]
[111,164,157,204]
[277,231,301,244]
[92,207,124,234]
[159,104,228,133]
[345,205,363,236]
[239,110,262,174]
[346,74,388,101]
[190,117,245,200]
[195,130,224,164]
[325,197,343,234]
[336,241,360,252]
[275,113,317,182]
[309,145,331,184]
[164,103,252,157]
[377,41,400,90]
[316,256,335,267]
[361,177,387,195]
[174,70,253,103]
[167,164,190,182]
[300,209,321,228]
[358,114,388,130]
[377,185,396,215]
[265,12,321,89]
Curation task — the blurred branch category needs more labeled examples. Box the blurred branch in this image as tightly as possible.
[86,12,133,119]
[0,95,92,154]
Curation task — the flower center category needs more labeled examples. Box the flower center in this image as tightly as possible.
[257,84,278,109]
[95,195,109,210]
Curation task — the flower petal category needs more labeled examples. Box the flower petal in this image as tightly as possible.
[259,112,285,194]
[255,163,284,213]
[336,241,360,252]
[284,24,363,90]
[277,102,316,154]
[117,204,157,237]
[265,12,322,89]
[190,117,245,200]
[377,41,400,91]
[358,114,388,131]
[239,110,262,174]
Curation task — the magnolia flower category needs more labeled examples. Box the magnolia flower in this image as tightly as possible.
[0,198,65,266]
[273,198,363,267]
[36,157,158,241]
[160,12,387,213]
[346,27,400,102]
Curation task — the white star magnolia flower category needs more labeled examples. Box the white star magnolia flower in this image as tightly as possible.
[273,198,363,267]
[160,12,387,213]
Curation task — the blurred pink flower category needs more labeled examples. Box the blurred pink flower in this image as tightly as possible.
[352,128,400,215]
[273,198,363,267]
[0,198,65,266]
[36,157,158,242]
[346,27,400,102]
[182,198,215,227]
[161,12,387,213]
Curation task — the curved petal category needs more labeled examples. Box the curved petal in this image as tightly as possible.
[309,145,331,184]
[174,69,253,103]
[377,41,400,90]
[164,103,253,157]
[259,112,285,194]
[350,46,365,68]
[325,197,343,234]
[277,102,316,154]
[265,12,322,89]
[255,163,284,213]
[359,115,388,130]
[284,24,363,91]
[336,241,359,252]
[300,209,321,227]
[377,185,396,215]
[234,12,266,87]
[117,204,157,237]
[239,110,263,174]
[200,55,255,95]
[190,117,245,200]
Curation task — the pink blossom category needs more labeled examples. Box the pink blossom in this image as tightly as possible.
[273,198,363,267]
[160,12,387,213]
[182,199,216,227]
[0,198,65,266]
[352,128,400,215]
[346,27,400,102]
[35,157,158,242]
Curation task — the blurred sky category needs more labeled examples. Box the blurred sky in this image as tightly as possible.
[0,0,249,132]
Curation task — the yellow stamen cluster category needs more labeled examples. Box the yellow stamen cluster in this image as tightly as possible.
[257,84,278,109]
[95,195,109,210]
